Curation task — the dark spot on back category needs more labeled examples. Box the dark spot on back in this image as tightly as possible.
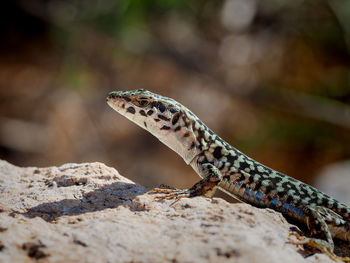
[174,126,181,132]
[277,191,285,198]
[264,186,273,196]
[238,174,246,182]
[197,129,205,141]
[169,108,178,114]
[144,121,147,128]
[226,154,237,163]
[281,181,298,193]
[213,146,223,159]
[127,107,135,114]
[191,120,196,128]
[253,180,262,191]
[161,125,171,130]
[147,110,154,115]
[154,119,160,122]
[286,195,294,204]
[238,161,250,171]
[139,110,147,116]
[182,116,190,128]
[183,132,190,137]
[321,197,330,207]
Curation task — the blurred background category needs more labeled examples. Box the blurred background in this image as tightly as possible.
[1,0,350,203]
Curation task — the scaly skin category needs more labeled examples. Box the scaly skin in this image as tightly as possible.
[107,89,350,261]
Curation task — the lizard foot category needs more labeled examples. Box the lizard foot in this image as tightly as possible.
[150,163,222,201]
[150,187,192,200]
[288,232,350,262]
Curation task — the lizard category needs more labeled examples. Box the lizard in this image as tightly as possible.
[106,89,350,262]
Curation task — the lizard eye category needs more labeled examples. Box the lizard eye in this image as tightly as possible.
[134,98,150,107]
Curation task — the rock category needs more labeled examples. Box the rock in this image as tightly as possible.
[0,160,336,263]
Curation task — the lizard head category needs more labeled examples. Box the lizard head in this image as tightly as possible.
[106,89,182,131]
[106,89,200,164]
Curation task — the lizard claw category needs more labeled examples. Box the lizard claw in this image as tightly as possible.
[150,186,191,200]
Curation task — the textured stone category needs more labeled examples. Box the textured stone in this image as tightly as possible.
[0,160,334,262]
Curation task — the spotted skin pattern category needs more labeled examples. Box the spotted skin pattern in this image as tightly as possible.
[107,89,350,261]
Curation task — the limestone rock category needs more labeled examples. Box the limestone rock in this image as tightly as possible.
[0,160,335,262]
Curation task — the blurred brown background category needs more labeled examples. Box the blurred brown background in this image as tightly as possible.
[1,0,350,200]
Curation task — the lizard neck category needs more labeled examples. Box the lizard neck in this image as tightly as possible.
[154,124,199,165]
[140,108,205,165]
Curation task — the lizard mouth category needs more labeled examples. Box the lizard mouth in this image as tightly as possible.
[107,90,157,118]
[106,92,130,114]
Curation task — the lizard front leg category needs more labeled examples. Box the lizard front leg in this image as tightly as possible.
[151,163,223,199]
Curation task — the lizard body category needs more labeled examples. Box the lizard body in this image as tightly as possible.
[107,89,350,261]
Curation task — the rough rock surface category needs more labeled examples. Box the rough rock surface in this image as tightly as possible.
[0,160,337,263]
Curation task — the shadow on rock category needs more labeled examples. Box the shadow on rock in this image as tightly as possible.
[20,182,148,222]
